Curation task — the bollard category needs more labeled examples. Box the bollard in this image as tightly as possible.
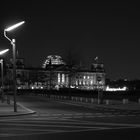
[106,100,109,105]
[123,99,125,104]
[98,99,100,104]
[91,98,94,103]
[72,97,74,101]
[77,97,80,102]
[123,99,128,104]
[7,95,10,104]
[73,97,75,101]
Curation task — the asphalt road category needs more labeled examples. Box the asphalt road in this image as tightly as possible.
[1,95,140,140]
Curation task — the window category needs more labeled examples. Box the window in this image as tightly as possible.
[58,73,60,83]
[62,74,65,83]
[76,81,78,85]
[83,81,85,85]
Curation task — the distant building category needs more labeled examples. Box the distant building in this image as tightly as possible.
[5,55,106,91]
[71,57,105,90]
[71,70,105,90]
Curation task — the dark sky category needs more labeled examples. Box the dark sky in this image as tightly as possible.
[0,1,140,80]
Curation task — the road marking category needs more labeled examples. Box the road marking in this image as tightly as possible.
[0,125,138,138]
[128,114,137,116]
[0,122,109,129]
[0,112,138,122]
[1,117,140,138]
[0,112,138,123]
[117,114,127,117]
[0,120,100,126]
[0,127,110,137]
[2,118,140,128]
[75,113,84,115]
[79,121,140,128]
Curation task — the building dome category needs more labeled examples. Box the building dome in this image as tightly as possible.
[42,55,66,68]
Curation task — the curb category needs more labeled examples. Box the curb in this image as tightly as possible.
[0,101,36,117]
[0,111,36,117]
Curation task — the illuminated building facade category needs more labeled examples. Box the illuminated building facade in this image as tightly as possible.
[71,70,105,90]
[70,57,105,90]
[5,55,105,91]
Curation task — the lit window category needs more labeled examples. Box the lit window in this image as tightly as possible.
[83,76,86,79]
[83,81,85,85]
[62,74,65,83]
[58,73,60,83]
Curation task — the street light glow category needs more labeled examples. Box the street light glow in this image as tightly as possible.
[4,20,25,112]
[5,21,25,32]
[0,49,9,55]
[0,49,9,103]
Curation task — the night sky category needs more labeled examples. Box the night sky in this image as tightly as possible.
[0,1,140,80]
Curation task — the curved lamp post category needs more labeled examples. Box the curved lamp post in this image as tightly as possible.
[4,21,25,112]
[0,49,9,102]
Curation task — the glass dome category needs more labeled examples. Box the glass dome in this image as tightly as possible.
[42,55,66,68]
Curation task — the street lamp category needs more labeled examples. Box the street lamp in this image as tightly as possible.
[0,49,9,102]
[0,49,9,55]
[4,21,25,112]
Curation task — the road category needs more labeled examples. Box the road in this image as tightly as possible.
[1,95,140,140]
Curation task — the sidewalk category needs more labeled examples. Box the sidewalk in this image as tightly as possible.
[97,102,140,111]
[60,99,140,111]
[0,100,36,117]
